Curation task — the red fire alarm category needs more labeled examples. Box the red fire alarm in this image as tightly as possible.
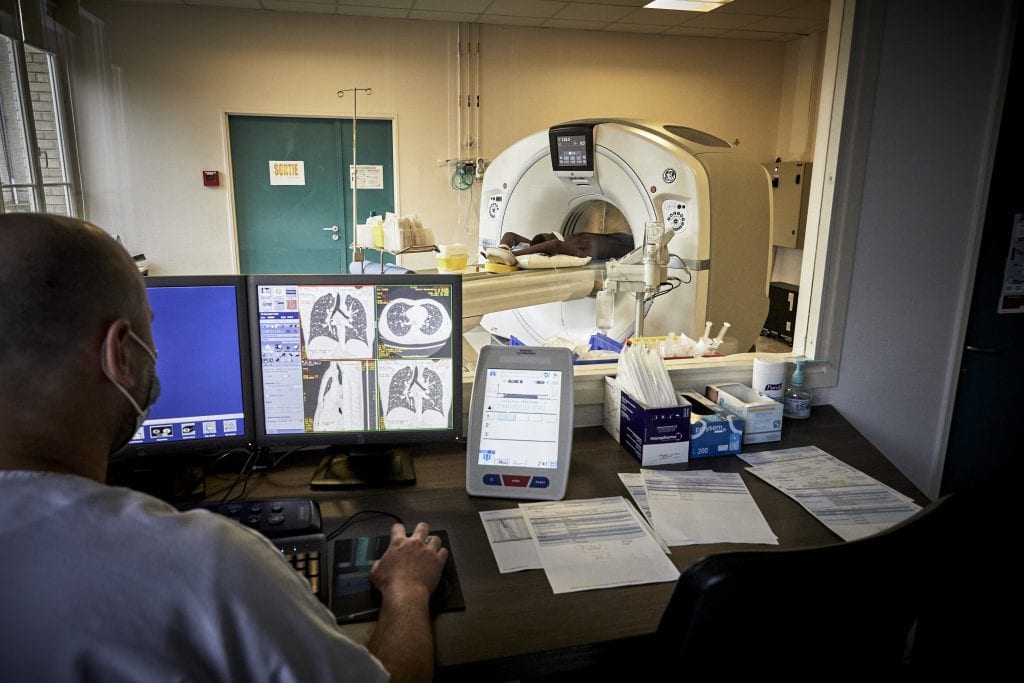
[202,170,220,187]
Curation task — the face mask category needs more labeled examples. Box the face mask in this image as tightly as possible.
[103,330,161,450]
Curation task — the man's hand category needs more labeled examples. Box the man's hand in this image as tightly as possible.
[370,522,448,601]
[367,523,448,683]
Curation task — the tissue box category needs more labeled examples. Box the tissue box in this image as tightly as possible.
[705,383,782,444]
[679,391,745,458]
[619,388,691,466]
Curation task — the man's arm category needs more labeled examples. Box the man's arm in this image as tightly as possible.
[367,523,448,683]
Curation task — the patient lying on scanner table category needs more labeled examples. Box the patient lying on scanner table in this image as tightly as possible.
[484,231,634,267]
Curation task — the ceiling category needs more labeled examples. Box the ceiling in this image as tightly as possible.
[109,0,830,42]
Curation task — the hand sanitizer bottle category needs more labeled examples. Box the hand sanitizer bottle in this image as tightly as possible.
[783,359,812,419]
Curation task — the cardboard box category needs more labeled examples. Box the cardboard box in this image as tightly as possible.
[705,383,782,444]
[679,391,745,458]
[603,376,621,442]
[619,388,691,466]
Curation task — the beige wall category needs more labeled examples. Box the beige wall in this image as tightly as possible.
[78,3,816,275]
[479,27,786,160]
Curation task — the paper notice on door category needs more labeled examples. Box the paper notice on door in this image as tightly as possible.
[269,161,305,186]
[997,213,1024,313]
[349,164,384,190]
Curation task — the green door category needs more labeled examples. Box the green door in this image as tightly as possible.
[229,115,395,274]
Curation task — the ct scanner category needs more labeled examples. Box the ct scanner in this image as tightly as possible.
[476,119,772,354]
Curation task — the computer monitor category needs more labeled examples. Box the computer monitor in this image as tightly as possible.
[113,275,254,460]
[249,274,463,488]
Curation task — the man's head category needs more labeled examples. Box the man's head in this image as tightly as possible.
[0,213,156,478]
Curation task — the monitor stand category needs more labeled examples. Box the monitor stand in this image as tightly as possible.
[310,446,416,489]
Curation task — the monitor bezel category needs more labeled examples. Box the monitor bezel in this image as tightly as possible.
[111,275,255,460]
[247,273,464,450]
[549,123,596,177]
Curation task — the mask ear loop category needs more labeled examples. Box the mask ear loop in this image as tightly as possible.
[101,329,156,417]
[101,337,146,417]
[127,330,158,363]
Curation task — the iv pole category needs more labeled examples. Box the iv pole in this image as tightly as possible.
[337,87,372,269]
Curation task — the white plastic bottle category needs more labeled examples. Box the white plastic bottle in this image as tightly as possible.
[783,359,812,419]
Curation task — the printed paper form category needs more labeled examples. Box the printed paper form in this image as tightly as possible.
[641,470,779,546]
[519,496,679,594]
[617,473,670,552]
[742,448,922,541]
[739,446,916,503]
[479,509,542,573]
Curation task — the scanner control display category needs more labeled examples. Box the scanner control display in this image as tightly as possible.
[476,368,563,470]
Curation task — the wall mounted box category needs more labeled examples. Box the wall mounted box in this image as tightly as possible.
[763,282,799,344]
[767,160,811,249]
[705,383,782,444]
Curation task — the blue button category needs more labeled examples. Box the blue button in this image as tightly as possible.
[483,474,502,486]
[529,477,550,488]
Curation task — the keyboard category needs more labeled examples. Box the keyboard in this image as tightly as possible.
[274,532,328,603]
[180,498,328,604]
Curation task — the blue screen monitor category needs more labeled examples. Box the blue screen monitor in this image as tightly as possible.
[113,275,254,459]
[248,274,463,488]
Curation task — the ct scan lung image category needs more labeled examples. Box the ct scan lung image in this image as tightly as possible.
[299,286,375,359]
[305,360,371,432]
[378,296,452,357]
[377,359,451,429]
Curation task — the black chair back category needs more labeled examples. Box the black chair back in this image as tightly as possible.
[656,487,1006,665]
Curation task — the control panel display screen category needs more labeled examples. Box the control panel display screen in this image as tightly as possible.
[555,134,589,167]
[476,368,563,470]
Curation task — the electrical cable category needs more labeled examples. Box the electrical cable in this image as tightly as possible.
[450,163,474,191]
[326,510,406,542]
[219,447,259,503]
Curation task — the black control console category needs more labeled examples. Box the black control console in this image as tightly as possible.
[184,498,322,538]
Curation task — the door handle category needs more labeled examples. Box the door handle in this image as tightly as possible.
[323,225,340,241]
[964,345,1002,356]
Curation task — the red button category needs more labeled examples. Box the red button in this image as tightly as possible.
[501,475,531,487]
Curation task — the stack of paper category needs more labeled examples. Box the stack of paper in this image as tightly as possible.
[479,496,679,594]
[738,446,922,541]
[620,470,779,546]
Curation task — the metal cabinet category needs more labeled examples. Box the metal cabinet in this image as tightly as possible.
[767,161,811,249]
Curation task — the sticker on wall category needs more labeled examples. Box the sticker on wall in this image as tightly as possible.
[997,212,1024,314]
[349,164,384,190]
[269,160,305,186]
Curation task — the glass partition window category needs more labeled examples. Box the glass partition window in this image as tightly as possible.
[0,35,76,216]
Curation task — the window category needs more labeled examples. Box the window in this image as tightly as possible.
[0,34,76,216]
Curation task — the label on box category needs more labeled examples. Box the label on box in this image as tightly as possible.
[680,391,745,458]
[709,383,783,436]
[619,390,690,466]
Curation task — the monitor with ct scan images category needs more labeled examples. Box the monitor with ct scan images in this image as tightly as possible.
[248,274,462,488]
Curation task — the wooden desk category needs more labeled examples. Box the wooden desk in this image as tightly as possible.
[207,405,926,681]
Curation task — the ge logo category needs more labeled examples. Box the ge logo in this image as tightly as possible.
[662,169,677,184]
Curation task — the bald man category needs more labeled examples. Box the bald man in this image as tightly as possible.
[0,214,446,683]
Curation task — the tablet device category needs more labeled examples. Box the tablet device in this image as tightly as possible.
[466,345,574,500]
